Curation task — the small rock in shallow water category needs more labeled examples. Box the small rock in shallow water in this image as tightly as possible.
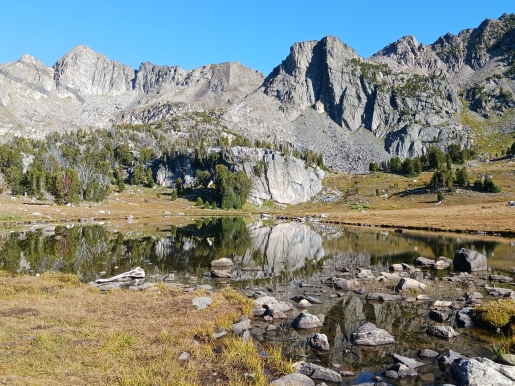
[433,300,452,308]
[489,275,514,283]
[456,307,475,327]
[393,353,425,368]
[429,309,449,322]
[438,349,462,365]
[292,361,342,383]
[366,293,405,301]
[427,326,459,339]
[414,257,435,267]
[309,333,330,351]
[418,348,439,358]
[450,358,514,385]
[387,363,418,377]
[210,270,234,278]
[350,322,395,346]
[298,299,313,308]
[292,312,324,329]
[397,278,426,291]
[210,258,234,267]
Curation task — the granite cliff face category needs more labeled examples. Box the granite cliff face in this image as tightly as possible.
[153,147,324,205]
[1,13,515,172]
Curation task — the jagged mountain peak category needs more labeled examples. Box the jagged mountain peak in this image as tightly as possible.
[53,44,135,96]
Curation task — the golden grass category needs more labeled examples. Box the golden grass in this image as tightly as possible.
[0,158,513,235]
[287,159,515,234]
[0,273,288,385]
[473,299,515,330]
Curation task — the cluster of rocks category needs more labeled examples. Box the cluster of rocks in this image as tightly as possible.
[248,245,515,385]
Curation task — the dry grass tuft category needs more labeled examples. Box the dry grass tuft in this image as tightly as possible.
[0,273,289,385]
[473,298,515,330]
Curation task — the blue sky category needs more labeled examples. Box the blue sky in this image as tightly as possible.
[2,1,515,74]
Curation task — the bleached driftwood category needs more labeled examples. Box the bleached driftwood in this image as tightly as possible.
[95,267,145,284]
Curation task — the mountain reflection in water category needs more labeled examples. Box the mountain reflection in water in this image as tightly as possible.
[0,218,513,283]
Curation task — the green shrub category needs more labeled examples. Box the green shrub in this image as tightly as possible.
[484,176,501,193]
[170,189,178,201]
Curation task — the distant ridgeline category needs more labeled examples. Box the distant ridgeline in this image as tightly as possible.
[0,124,326,206]
[2,14,515,174]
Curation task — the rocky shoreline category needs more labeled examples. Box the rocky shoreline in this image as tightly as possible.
[241,247,515,385]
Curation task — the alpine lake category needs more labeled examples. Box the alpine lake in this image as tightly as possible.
[2,216,515,386]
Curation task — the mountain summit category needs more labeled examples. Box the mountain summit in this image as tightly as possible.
[1,13,514,172]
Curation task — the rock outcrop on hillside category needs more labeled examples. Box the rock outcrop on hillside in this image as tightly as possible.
[153,147,324,205]
[1,13,515,173]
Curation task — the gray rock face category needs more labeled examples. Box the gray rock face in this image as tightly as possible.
[263,36,460,140]
[230,147,324,205]
[454,248,488,272]
[426,325,459,339]
[350,322,395,346]
[475,357,515,381]
[54,45,135,96]
[291,312,324,329]
[154,147,324,205]
[385,123,472,159]
[292,361,342,383]
[450,358,515,386]
[269,373,315,386]
[498,354,515,366]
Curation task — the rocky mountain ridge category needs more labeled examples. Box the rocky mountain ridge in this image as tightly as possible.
[1,13,515,172]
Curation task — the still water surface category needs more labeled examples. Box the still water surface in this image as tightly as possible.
[2,218,514,385]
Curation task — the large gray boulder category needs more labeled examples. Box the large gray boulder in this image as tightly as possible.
[476,357,515,381]
[450,358,515,385]
[350,322,395,346]
[453,248,487,272]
